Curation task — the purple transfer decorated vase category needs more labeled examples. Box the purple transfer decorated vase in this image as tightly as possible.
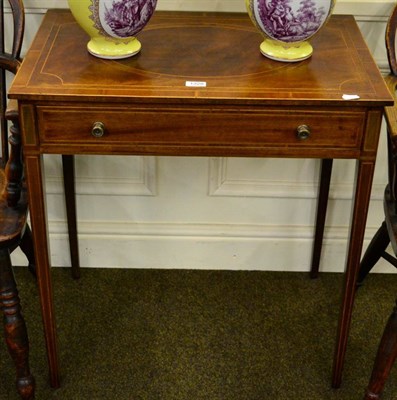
[246,0,335,62]
[68,0,157,59]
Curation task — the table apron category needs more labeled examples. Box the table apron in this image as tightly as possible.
[19,103,383,159]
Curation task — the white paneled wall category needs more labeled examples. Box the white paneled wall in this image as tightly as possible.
[9,0,397,272]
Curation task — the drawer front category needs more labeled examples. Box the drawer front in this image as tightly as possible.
[37,105,365,151]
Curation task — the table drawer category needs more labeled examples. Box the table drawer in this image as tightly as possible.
[37,105,365,150]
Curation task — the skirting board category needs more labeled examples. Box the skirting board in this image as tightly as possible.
[11,223,396,274]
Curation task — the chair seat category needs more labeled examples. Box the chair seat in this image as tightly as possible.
[0,168,28,245]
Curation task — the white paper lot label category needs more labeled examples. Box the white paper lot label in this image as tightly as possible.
[186,81,207,87]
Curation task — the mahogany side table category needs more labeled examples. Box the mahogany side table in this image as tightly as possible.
[9,10,393,390]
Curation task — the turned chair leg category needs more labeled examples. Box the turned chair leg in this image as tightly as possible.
[0,249,35,400]
[357,221,390,286]
[364,299,397,400]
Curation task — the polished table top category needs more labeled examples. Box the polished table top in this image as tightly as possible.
[11,11,391,106]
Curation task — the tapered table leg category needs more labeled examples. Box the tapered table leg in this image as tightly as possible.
[62,155,80,279]
[332,160,376,388]
[310,158,333,279]
[24,154,60,388]
[0,249,35,399]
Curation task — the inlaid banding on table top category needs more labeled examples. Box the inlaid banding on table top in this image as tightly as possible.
[9,10,390,105]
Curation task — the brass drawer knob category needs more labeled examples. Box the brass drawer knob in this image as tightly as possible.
[91,121,105,138]
[296,124,311,140]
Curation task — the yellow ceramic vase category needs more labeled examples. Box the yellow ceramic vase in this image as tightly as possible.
[246,0,335,62]
[68,0,157,59]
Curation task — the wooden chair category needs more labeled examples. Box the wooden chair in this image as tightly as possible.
[0,0,80,278]
[361,4,397,399]
[364,300,397,400]
[0,1,80,398]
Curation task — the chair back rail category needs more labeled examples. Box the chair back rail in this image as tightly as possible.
[0,0,7,165]
[0,0,24,206]
[384,5,397,205]
[386,4,397,77]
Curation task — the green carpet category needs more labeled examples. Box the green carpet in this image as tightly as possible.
[1,268,397,399]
